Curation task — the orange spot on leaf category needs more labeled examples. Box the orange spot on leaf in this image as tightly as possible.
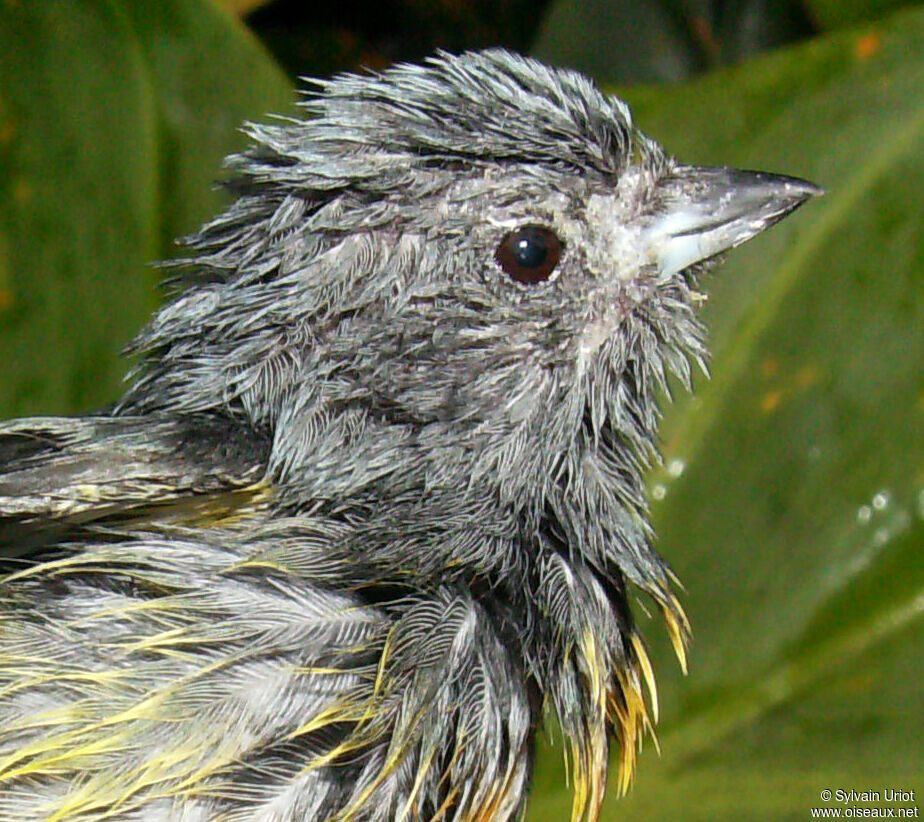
[13,178,32,204]
[854,32,881,60]
[760,356,779,378]
[761,390,782,413]
[0,120,14,147]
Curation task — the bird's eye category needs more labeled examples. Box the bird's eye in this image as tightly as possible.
[495,225,563,284]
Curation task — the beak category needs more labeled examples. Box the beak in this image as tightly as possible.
[645,166,823,276]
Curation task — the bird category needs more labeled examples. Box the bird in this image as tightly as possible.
[0,49,820,822]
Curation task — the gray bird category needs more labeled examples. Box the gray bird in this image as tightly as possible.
[0,50,819,822]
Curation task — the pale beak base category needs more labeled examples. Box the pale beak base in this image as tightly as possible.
[647,166,823,276]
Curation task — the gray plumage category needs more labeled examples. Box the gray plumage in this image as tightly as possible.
[0,50,819,821]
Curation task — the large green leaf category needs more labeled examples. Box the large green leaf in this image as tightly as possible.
[0,0,293,417]
[529,6,923,820]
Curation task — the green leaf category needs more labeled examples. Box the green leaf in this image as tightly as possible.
[529,6,923,820]
[0,0,293,417]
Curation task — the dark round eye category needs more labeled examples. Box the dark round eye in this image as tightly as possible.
[495,225,563,284]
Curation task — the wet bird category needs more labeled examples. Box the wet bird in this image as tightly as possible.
[0,50,819,822]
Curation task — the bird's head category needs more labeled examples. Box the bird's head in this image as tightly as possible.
[121,47,818,600]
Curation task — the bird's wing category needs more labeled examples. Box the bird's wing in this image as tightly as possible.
[0,525,532,822]
[0,414,272,556]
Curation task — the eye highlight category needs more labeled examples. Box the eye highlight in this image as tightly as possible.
[495,225,563,284]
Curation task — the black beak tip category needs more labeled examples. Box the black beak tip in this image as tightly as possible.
[794,178,825,199]
[760,172,825,221]
[735,169,825,199]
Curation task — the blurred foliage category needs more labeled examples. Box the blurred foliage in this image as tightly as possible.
[806,0,915,29]
[0,0,292,416]
[241,0,553,80]
[0,1,921,821]
[231,0,823,84]
[532,0,816,83]
[531,0,921,83]
[218,0,922,85]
